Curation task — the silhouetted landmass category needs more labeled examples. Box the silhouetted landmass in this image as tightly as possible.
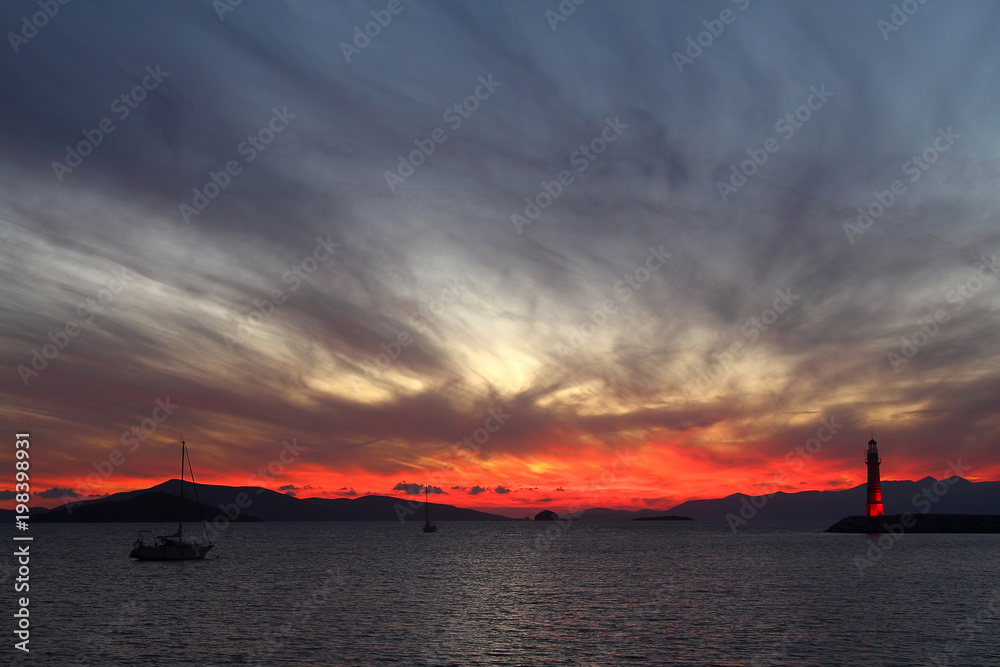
[20,480,512,522]
[825,513,1000,533]
[32,491,261,523]
[632,515,693,521]
[666,477,1000,522]
[571,508,671,521]
[534,509,559,521]
[12,476,999,524]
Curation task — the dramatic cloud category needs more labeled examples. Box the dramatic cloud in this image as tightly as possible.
[2,1,999,514]
[35,487,80,499]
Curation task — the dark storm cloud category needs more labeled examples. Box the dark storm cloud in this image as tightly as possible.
[393,482,443,495]
[2,0,1000,498]
[35,487,80,499]
[392,482,422,495]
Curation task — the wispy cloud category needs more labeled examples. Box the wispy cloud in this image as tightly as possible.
[2,1,999,510]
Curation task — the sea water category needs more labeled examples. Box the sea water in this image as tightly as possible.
[16,521,1000,665]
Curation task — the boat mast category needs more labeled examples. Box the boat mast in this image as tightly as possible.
[184,442,212,543]
[179,440,186,539]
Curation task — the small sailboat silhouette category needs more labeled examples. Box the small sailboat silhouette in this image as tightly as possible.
[129,441,214,560]
[422,486,437,533]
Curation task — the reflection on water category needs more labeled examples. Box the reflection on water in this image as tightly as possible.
[21,521,1000,665]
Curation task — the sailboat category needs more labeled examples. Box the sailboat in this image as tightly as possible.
[129,440,214,560]
[422,486,438,533]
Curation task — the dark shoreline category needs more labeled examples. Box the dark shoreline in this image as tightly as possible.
[825,513,1000,533]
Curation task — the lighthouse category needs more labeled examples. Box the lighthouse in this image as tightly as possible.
[865,437,883,516]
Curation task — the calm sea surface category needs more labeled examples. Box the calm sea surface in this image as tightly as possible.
[14,521,1000,665]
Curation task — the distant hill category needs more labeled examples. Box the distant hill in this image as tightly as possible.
[16,480,512,523]
[6,476,997,524]
[665,477,1000,523]
[571,507,671,521]
[513,477,1000,523]
[32,491,261,523]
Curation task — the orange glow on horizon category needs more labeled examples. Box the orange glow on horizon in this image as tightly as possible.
[11,439,1000,514]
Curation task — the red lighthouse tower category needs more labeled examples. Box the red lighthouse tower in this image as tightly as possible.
[865,437,883,516]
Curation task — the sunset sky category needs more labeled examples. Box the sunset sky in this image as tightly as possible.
[2,0,999,517]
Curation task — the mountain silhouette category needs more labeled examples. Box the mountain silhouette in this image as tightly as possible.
[23,480,512,522]
[665,477,1000,522]
[11,476,998,523]
[32,491,261,523]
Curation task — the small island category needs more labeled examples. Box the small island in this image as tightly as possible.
[632,515,693,522]
[825,513,1000,533]
[534,509,560,521]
